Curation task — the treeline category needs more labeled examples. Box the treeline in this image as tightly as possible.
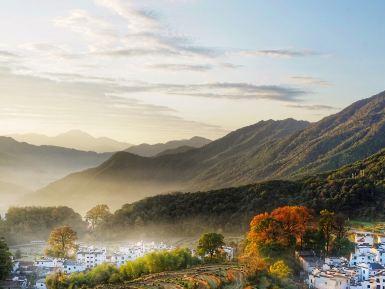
[46,248,200,289]
[0,206,87,244]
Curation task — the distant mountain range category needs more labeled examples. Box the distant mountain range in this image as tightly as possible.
[22,90,385,213]
[9,131,212,157]
[9,130,132,153]
[125,136,211,157]
[0,137,112,191]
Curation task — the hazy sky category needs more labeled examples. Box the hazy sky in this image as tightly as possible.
[1,0,385,143]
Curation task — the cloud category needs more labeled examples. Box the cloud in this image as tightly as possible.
[94,0,160,33]
[240,49,320,58]
[147,63,213,72]
[0,67,227,141]
[112,82,307,102]
[289,75,331,87]
[286,104,339,111]
[54,9,118,51]
[219,63,243,69]
[0,50,19,58]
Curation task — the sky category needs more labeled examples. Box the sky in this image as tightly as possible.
[0,0,385,144]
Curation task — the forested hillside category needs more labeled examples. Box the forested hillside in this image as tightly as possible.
[97,147,385,238]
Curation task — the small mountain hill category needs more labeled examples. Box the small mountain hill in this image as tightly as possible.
[9,130,131,153]
[125,136,212,157]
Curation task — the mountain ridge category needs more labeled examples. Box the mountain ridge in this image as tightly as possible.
[0,136,113,190]
[125,136,212,157]
[9,130,132,153]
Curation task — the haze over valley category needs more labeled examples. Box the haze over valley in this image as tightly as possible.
[1,2,385,289]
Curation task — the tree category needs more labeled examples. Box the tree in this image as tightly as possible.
[85,205,112,230]
[332,213,349,240]
[271,206,312,248]
[319,210,334,254]
[45,226,78,258]
[331,237,355,257]
[0,238,12,280]
[197,233,224,260]
[269,260,292,279]
[302,228,326,255]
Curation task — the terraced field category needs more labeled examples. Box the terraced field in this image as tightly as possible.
[94,265,249,289]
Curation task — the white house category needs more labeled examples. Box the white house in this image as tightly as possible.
[62,260,86,274]
[222,246,235,261]
[307,231,385,289]
[308,268,351,289]
[76,246,107,268]
[355,232,374,246]
[34,258,63,269]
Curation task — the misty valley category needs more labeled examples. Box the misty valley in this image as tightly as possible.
[1,2,385,289]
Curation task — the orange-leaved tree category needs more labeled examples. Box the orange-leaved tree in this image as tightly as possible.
[270,206,312,249]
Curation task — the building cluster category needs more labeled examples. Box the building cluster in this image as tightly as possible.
[4,241,173,289]
[306,232,385,289]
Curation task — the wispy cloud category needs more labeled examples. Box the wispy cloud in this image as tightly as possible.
[115,82,307,102]
[286,104,339,111]
[0,50,19,58]
[94,0,160,33]
[147,63,213,72]
[51,0,219,59]
[240,49,321,58]
[219,63,243,69]
[54,9,118,51]
[289,75,331,87]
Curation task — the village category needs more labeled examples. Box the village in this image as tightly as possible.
[303,231,385,289]
[2,240,235,289]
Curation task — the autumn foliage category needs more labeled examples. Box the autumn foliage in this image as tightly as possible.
[246,206,312,256]
[240,205,311,287]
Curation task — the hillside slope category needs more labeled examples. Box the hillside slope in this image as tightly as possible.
[125,136,212,157]
[100,147,385,238]
[30,119,308,212]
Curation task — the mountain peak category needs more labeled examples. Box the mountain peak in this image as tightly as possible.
[59,130,93,138]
